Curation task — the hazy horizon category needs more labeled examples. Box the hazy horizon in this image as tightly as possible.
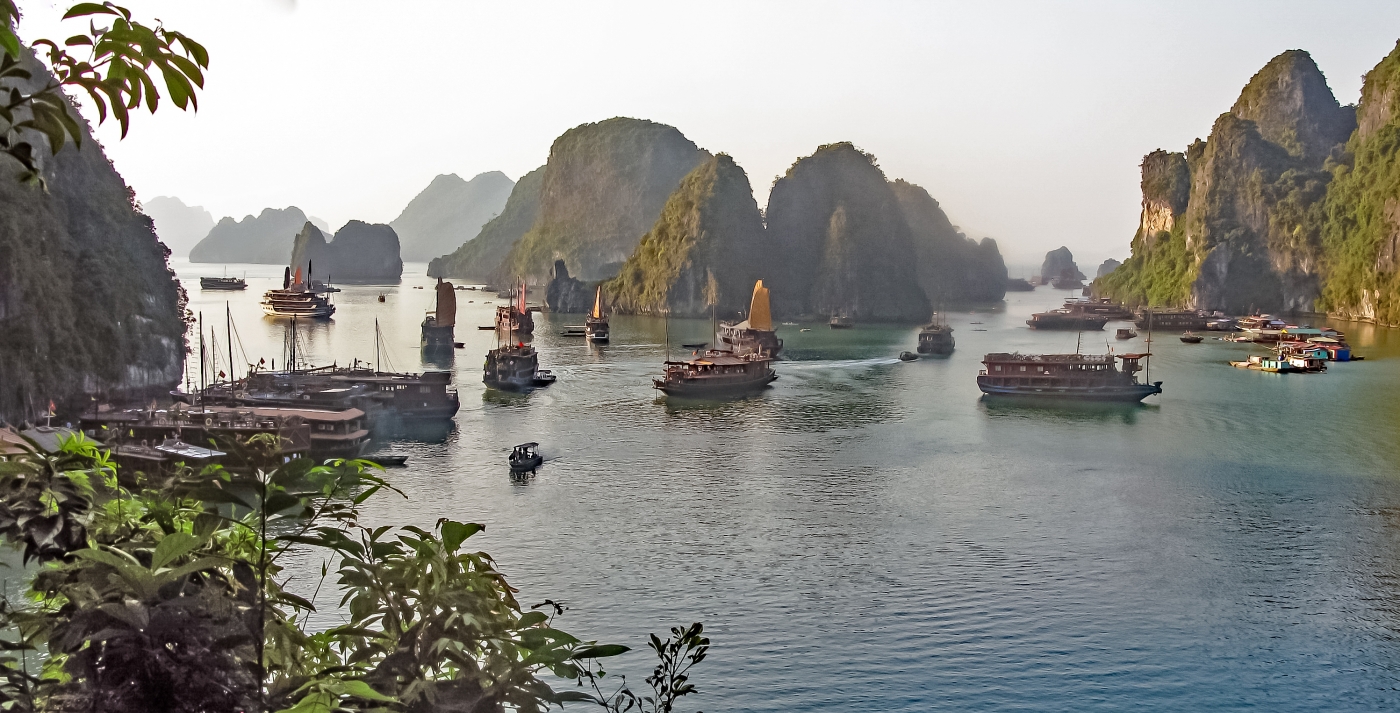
[19,0,1400,268]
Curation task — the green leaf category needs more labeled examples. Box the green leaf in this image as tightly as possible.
[440,520,483,552]
[151,532,200,569]
[334,680,394,702]
[518,611,549,628]
[62,3,122,19]
[571,644,630,660]
[275,690,333,713]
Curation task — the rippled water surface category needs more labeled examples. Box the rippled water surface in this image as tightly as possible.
[177,260,1400,711]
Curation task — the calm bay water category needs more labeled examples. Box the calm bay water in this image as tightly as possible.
[175,259,1400,711]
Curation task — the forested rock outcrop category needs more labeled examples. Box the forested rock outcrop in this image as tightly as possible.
[604,154,768,317]
[501,118,709,282]
[289,221,403,281]
[0,56,184,422]
[189,206,312,264]
[428,166,544,283]
[1318,41,1400,325]
[391,171,514,262]
[1096,259,1121,279]
[144,196,213,259]
[890,179,1007,304]
[1099,50,1356,312]
[765,143,929,321]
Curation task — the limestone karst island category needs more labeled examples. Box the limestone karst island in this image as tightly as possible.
[1,3,1399,712]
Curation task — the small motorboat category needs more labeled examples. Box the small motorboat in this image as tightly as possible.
[899,351,918,361]
[1115,328,1138,340]
[681,342,708,349]
[454,342,465,349]
[800,328,811,332]
[377,294,386,303]
[1180,331,1204,344]
[371,455,408,467]
[509,443,543,473]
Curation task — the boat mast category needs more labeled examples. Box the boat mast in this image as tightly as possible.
[198,311,205,408]
[226,301,234,384]
[1146,310,1153,384]
[375,318,381,374]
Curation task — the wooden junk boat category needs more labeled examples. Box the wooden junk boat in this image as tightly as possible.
[495,279,534,335]
[717,280,783,357]
[1026,309,1108,331]
[654,350,777,397]
[200,276,246,291]
[421,278,457,352]
[829,315,853,329]
[977,352,1162,402]
[484,288,554,391]
[917,315,955,356]
[262,264,335,318]
[585,286,610,343]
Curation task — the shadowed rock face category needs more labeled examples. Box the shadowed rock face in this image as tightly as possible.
[1099,49,1356,313]
[0,53,184,422]
[765,143,930,321]
[604,154,768,318]
[1040,247,1085,283]
[1096,259,1122,279]
[890,179,1007,304]
[391,171,514,262]
[545,260,590,313]
[290,221,403,281]
[428,166,545,283]
[190,207,312,264]
[500,117,710,283]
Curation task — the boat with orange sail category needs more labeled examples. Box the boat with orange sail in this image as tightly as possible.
[585,286,610,343]
[717,280,782,357]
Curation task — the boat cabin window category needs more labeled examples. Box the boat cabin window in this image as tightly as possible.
[994,366,1002,371]
[1019,366,1027,372]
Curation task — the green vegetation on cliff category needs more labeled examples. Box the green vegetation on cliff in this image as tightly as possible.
[428,166,544,282]
[766,143,929,321]
[501,118,708,282]
[1318,41,1400,325]
[604,154,767,317]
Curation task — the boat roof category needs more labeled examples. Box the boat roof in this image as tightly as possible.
[515,442,538,448]
[667,353,763,366]
[156,439,226,460]
[982,353,1114,364]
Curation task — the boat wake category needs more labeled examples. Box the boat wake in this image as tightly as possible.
[780,357,902,371]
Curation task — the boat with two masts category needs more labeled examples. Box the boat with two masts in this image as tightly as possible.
[421,278,457,352]
[585,286,610,343]
[262,265,335,319]
[1026,309,1108,331]
[917,313,955,356]
[977,352,1162,402]
[717,280,783,357]
[495,279,534,336]
[484,286,554,391]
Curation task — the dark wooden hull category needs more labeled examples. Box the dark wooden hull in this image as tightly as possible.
[653,372,776,397]
[976,376,1162,402]
[1027,315,1108,330]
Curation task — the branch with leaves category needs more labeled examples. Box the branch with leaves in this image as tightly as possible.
[0,1,207,183]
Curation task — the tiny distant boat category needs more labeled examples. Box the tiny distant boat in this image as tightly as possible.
[478,325,495,330]
[585,286,610,343]
[800,328,811,332]
[899,351,918,361]
[377,294,386,302]
[1115,328,1138,340]
[829,316,853,329]
[681,342,708,349]
[372,455,408,467]
[509,442,543,473]
[561,326,587,337]
[201,276,246,291]
[1180,332,1204,344]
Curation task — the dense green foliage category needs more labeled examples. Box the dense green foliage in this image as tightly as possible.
[1318,41,1400,325]
[391,172,514,262]
[604,154,768,318]
[501,118,707,283]
[765,143,929,321]
[1097,224,1196,307]
[429,166,545,282]
[0,434,709,713]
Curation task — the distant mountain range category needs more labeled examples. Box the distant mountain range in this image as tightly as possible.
[189,207,321,264]
[390,171,514,262]
[143,196,213,259]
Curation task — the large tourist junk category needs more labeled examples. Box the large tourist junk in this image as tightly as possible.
[717,280,783,357]
[421,278,457,352]
[262,263,335,318]
[977,352,1162,402]
[484,284,555,391]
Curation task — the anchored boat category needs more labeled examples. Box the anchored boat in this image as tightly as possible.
[977,352,1162,402]
[585,286,610,343]
[1026,309,1108,331]
[653,350,777,397]
[262,265,335,318]
[421,278,457,352]
[200,276,246,291]
[717,280,783,357]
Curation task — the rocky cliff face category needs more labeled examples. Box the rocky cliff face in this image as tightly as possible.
[1040,247,1085,283]
[428,166,544,283]
[0,55,184,422]
[545,260,591,313]
[289,221,403,281]
[1099,49,1355,312]
[390,171,514,262]
[190,206,312,264]
[765,143,929,321]
[890,179,1007,304]
[604,154,768,317]
[501,118,709,282]
[1096,259,1121,279]
[144,196,214,259]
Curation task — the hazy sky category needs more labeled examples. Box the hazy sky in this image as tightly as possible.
[18,0,1400,268]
